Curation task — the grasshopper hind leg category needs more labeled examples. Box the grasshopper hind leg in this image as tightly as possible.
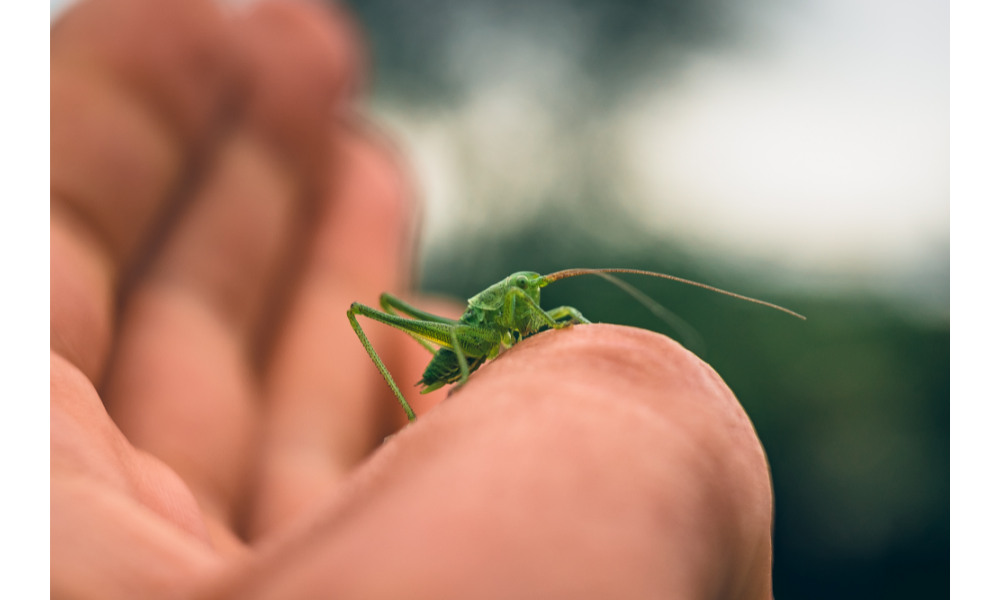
[347,303,417,422]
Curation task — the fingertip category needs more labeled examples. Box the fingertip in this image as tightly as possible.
[236,0,367,185]
[313,118,417,289]
[52,0,240,147]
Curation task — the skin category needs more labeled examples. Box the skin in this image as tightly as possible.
[50,0,775,598]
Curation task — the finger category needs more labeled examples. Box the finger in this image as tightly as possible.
[51,0,239,384]
[51,353,224,599]
[248,122,426,539]
[213,325,775,599]
[100,0,361,545]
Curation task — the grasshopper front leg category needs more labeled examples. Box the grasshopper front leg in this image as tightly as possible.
[504,288,590,332]
[546,306,591,325]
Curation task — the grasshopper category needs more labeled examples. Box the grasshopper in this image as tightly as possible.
[347,268,804,421]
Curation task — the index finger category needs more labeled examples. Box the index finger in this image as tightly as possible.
[51,0,239,383]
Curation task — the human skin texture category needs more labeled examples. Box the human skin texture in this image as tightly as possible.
[50,0,775,598]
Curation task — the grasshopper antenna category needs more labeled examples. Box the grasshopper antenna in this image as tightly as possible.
[542,268,807,320]
[589,272,706,356]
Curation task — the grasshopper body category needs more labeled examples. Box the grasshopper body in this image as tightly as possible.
[347,269,803,422]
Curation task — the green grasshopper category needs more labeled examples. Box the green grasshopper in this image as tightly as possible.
[347,268,805,421]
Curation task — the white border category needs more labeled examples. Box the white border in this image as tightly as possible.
[0,0,51,598]
[951,0,997,595]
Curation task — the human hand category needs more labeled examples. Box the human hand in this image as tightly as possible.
[50,0,774,598]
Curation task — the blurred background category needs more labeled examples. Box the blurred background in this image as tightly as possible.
[349,0,949,597]
[52,0,950,596]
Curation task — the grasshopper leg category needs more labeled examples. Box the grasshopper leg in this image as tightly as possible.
[347,303,417,421]
[380,293,459,324]
[380,293,456,355]
[506,288,589,333]
[546,306,591,325]
[449,326,471,385]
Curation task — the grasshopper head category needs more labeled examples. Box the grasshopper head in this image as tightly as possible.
[468,271,546,311]
[507,271,546,303]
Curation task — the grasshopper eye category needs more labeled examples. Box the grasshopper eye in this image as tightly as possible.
[515,275,529,288]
